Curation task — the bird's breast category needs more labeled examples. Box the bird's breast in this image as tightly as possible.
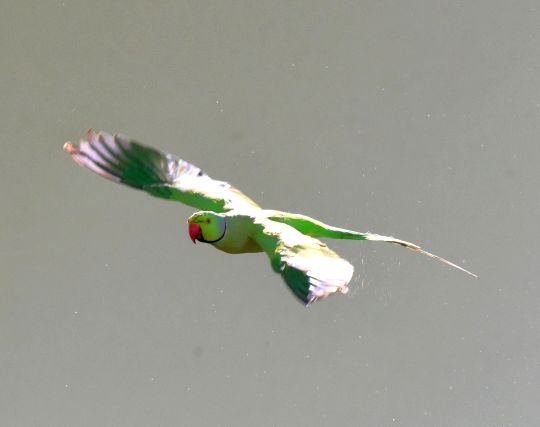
[211,215,262,254]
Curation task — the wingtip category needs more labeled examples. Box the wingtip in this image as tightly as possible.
[63,141,76,154]
[86,128,96,139]
[65,128,99,154]
[340,285,350,294]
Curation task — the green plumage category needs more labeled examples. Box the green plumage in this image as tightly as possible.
[267,212,368,240]
[65,129,476,306]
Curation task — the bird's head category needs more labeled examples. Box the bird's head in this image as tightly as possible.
[187,211,227,244]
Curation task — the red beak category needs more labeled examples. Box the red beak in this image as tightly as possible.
[188,222,202,243]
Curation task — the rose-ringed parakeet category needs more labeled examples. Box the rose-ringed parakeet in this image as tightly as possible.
[64,130,476,306]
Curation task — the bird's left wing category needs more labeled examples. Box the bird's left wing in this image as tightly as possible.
[251,219,353,305]
[64,129,260,213]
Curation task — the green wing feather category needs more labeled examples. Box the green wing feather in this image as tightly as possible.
[64,129,260,213]
[251,219,353,305]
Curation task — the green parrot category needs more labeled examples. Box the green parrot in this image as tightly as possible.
[64,130,476,306]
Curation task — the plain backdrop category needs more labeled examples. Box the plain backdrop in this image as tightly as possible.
[1,1,539,426]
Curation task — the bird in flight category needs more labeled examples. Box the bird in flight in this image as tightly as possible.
[64,130,476,306]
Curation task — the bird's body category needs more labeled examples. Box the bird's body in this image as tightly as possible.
[64,130,476,305]
[209,212,262,254]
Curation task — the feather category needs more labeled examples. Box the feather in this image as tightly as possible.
[251,219,353,305]
[64,129,260,213]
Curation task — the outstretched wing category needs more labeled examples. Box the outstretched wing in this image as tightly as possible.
[64,129,260,213]
[251,219,353,305]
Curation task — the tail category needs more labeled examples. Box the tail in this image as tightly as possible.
[359,232,477,278]
[267,211,477,278]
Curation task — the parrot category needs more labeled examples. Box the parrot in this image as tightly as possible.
[64,129,476,306]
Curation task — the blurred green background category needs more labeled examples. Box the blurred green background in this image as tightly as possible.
[1,1,539,426]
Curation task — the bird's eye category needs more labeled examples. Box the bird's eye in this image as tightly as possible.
[205,218,211,224]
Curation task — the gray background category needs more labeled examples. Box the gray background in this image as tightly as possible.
[2,1,539,426]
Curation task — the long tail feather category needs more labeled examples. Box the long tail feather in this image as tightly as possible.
[362,233,478,278]
[266,212,477,278]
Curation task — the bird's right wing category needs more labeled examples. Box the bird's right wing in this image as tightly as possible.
[251,219,353,305]
[64,129,260,213]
